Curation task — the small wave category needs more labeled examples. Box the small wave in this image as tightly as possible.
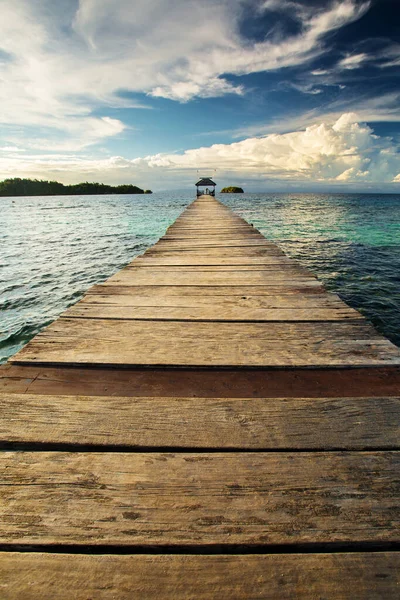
[40,205,85,211]
[0,295,38,310]
[1,283,24,293]
[0,321,46,351]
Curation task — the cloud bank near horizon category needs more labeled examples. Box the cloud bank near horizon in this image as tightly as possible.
[1,114,399,188]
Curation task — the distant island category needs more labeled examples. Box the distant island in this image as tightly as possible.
[220,186,244,193]
[0,178,152,197]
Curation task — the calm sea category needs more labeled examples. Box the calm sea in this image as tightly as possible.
[1,192,399,363]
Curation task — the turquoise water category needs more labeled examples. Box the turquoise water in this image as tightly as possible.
[1,192,399,363]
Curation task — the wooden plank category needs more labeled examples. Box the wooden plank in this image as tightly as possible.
[151,240,282,248]
[168,225,254,231]
[161,233,264,239]
[163,227,263,233]
[134,257,294,265]
[1,451,399,545]
[89,284,326,295]
[169,218,251,222]
[145,246,286,255]
[79,292,349,308]
[167,232,263,237]
[1,394,399,449]
[143,248,287,257]
[3,364,400,398]
[105,271,316,286]
[11,318,400,368]
[170,224,252,227]
[63,303,361,321]
[126,265,305,272]
[1,552,399,599]
[170,225,255,230]
[148,247,287,255]
[153,236,279,247]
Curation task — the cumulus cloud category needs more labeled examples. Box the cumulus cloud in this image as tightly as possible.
[234,91,400,138]
[1,114,399,188]
[0,0,370,148]
[131,113,399,184]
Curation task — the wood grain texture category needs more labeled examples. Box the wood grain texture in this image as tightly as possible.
[3,364,400,398]
[79,292,351,309]
[1,393,399,449]
[125,265,307,272]
[11,318,400,367]
[1,552,399,600]
[88,284,327,295]
[164,227,263,234]
[63,304,360,321]
[143,247,287,257]
[150,240,284,249]
[133,257,294,265]
[105,270,315,286]
[1,451,399,545]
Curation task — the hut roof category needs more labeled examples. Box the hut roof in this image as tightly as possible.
[196,178,216,187]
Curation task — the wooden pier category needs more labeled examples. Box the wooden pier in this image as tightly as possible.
[1,195,400,598]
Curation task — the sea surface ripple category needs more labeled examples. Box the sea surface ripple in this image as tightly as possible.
[1,191,399,363]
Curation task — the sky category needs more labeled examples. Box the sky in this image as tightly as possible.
[0,0,399,191]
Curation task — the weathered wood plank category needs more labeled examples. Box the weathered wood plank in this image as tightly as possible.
[161,233,264,239]
[1,394,398,449]
[166,224,262,230]
[89,284,327,296]
[130,252,296,268]
[105,271,317,286]
[153,244,279,251]
[144,247,286,255]
[79,292,349,308]
[168,227,259,233]
[11,319,400,367]
[165,234,263,238]
[1,552,399,599]
[1,451,399,545]
[3,364,400,398]
[63,303,360,321]
[151,240,283,248]
[125,265,306,272]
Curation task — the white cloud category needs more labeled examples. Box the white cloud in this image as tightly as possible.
[284,82,322,95]
[1,114,399,189]
[233,91,400,138]
[0,146,25,152]
[0,0,370,148]
[379,44,400,68]
[337,52,369,69]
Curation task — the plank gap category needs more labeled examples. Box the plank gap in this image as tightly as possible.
[1,542,400,555]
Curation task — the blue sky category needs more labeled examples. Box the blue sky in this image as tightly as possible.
[0,0,399,191]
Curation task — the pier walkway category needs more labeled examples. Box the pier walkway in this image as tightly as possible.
[1,195,400,598]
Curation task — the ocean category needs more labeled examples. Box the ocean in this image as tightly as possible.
[1,191,399,364]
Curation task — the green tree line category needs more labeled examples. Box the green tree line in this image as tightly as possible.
[0,178,152,196]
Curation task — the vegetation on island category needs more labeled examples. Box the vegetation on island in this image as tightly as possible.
[220,186,244,193]
[0,178,152,197]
